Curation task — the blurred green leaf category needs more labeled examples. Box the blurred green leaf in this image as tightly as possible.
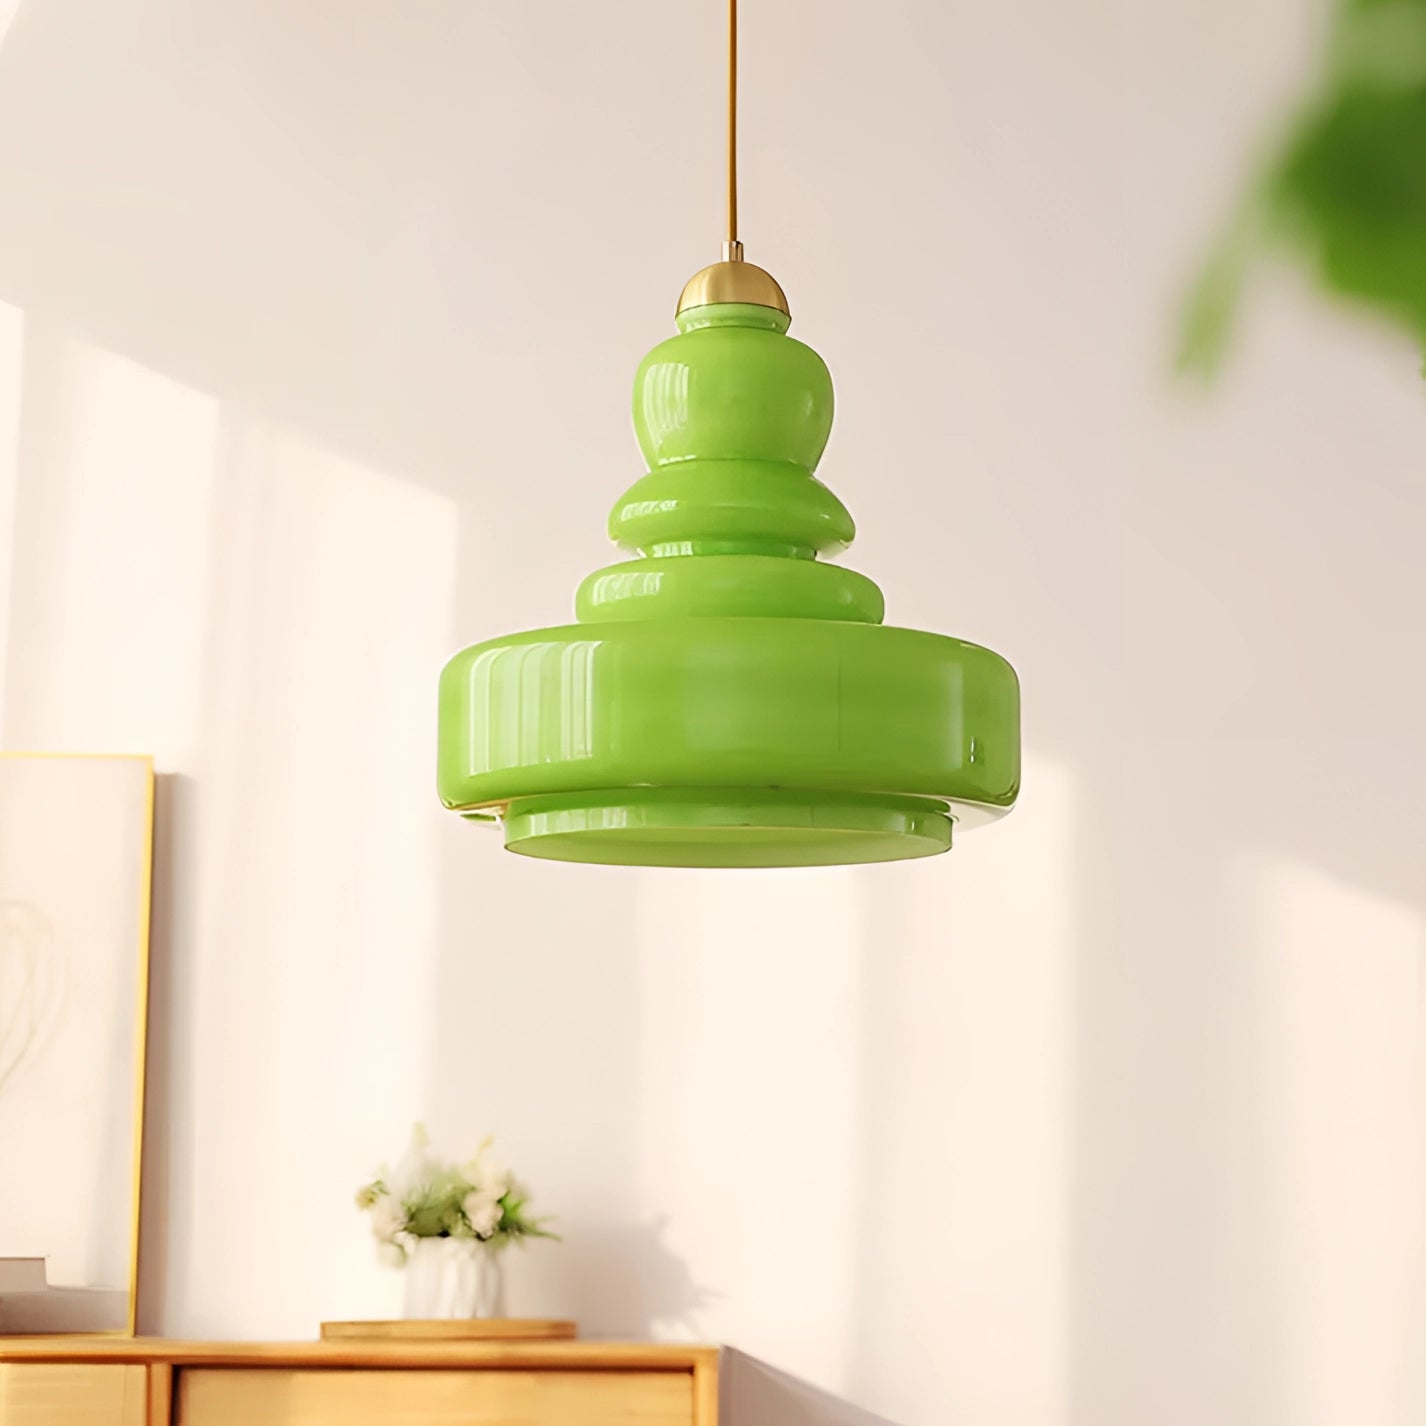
[1184,0,1426,370]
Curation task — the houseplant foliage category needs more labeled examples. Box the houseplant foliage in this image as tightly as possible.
[1182,0,1426,370]
[356,1126,555,1318]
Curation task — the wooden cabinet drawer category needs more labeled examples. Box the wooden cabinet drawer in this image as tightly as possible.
[0,1363,147,1425]
[178,1367,695,1426]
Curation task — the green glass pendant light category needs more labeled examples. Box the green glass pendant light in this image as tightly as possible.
[437,0,1020,867]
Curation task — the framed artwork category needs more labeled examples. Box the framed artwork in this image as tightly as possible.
[0,753,153,1334]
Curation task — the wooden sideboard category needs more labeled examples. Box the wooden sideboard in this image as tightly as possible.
[0,1337,719,1426]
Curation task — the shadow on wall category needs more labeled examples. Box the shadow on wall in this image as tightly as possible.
[551,1216,717,1339]
[723,1350,902,1426]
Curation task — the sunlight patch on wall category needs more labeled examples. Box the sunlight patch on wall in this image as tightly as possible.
[634,868,868,1384]
[856,751,1073,1425]
[0,300,21,739]
[0,323,458,1332]
[1249,855,1424,1426]
[177,420,457,1334]
[0,322,219,761]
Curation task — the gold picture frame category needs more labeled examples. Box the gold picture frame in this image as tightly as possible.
[0,752,153,1335]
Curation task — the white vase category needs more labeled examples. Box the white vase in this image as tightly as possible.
[402,1238,506,1319]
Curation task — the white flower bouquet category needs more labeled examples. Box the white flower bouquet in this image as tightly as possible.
[356,1125,556,1267]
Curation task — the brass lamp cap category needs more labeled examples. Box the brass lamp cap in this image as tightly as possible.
[676,259,789,317]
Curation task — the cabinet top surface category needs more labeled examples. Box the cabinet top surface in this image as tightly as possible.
[0,1337,718,1371]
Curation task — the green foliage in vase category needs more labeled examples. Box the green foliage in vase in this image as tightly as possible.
[1181,0,1426,371]
[355,1124,558,1267]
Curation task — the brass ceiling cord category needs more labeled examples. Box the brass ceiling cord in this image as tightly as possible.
[724,0,741,261]
[676,0,788,315]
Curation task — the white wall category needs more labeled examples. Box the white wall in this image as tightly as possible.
[1,2,1424,1423]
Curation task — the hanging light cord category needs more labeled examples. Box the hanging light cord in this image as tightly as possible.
[724,0,742,262]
